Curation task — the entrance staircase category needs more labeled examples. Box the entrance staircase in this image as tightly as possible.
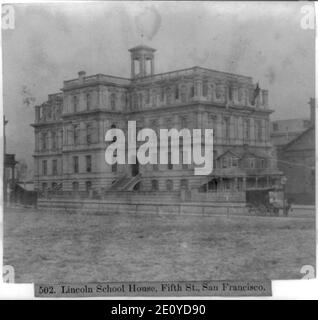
[110,174,141,191]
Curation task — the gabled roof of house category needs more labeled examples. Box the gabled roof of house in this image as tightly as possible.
[217,148,270,160]
[216,149,240,160]
[283,125,315,151]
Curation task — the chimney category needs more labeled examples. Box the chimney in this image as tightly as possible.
[78,70,86,82]
[309,97,315,125]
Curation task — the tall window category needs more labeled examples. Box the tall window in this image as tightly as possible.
[160,87,165,102]
[231,157,238,167]
[52,107,56,120]
[73,96,78,113]
[224,117,230,141]
[222,157,228,168]
[85,181,92,192]
[229,85,233,101]
[86,155,92,172]
[110,93,116,110]
[72,181,79,191]
[151,180,159,191]
[249,158,255,169]
[273,123,279,131]
[202,81,208,97]
[42,160,47,175]
[166,180,173,191]
[175,86,179,99]
[255,120,262,141]
[210,115,217,138]
[86,93,91,110]
[51,131,56,150]
[180,179,188,189]
[181,116,188,129]
[86,124,91,144]
[260,159,265,169]
[168,152,173,170]
[73,125,79,145]
[190,85,195,98]
[41,132,48,150]
[133,93,138,110]
[73,156,79,173]
[52,159,57,175]
[145,89,150,104]
[138,93,143,109]
[244,119,250,141]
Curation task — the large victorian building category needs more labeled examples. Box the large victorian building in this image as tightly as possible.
[32,45,282,202]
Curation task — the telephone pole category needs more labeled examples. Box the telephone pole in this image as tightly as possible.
[3,116,8,204]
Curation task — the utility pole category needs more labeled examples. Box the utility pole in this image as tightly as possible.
[3,116,8,205]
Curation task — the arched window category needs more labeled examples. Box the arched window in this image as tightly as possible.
[166,180,173,191]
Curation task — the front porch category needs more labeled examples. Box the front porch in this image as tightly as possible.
[198,175,283,193]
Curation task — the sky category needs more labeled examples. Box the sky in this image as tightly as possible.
[1,1,315,174]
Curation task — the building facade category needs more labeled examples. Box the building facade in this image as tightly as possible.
[32,45,282,200]
[275,98,315,205]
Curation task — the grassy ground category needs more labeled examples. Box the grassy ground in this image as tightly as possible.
[3,207,315,283]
